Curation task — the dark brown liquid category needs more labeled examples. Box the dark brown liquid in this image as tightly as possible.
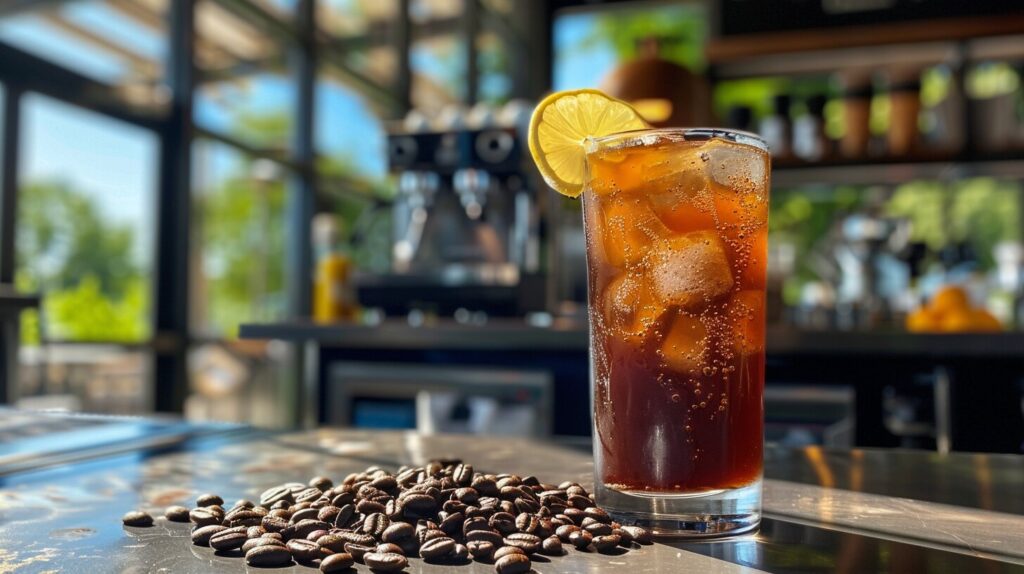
[592,334,764,492]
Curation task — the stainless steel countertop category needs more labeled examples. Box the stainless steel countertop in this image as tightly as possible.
[0,413,1022,573]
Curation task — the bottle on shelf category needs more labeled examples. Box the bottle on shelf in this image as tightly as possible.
[887,68,922,157]
[312,213,358,324]
[793,94,829,162]
[759,94,792,160]
[838,72,873,159]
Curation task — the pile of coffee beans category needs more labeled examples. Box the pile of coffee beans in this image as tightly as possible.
[122,460,652,573]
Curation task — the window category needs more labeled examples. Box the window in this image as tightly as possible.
[14,92,157,413]
[194,0,294,151]
[191,139,288,338]
[17,93,157,343]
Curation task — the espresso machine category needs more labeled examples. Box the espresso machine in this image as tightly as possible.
[356,102,550,317]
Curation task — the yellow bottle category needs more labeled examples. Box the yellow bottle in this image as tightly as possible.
[312,214,357,323]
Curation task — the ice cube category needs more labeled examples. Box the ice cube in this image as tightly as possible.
[595,193,670,268]
[647,231,734,311]
[647,171,718,234]
[603,273,666,344]
[705,139,768,197]
[659,313,709,373]
[728,290,765,355]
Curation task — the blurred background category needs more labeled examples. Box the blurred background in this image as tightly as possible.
[1,0,1023,453]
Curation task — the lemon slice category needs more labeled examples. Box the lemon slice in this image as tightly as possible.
[528,89,648,198]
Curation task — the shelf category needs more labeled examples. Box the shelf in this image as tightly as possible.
[773,158,1024,187]
[707,14,1024,70]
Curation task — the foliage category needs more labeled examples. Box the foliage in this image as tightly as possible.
[16,180,149,344]
[574,5,707,72]
[195,163,287,337]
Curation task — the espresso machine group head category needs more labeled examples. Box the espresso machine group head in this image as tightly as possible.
[356,102,548,317]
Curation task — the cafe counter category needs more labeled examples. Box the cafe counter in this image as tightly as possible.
[0,410,1021,573]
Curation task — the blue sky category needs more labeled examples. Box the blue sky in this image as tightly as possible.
[553,11,617,91]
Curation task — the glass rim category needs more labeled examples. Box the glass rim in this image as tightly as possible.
[585,127,768,154]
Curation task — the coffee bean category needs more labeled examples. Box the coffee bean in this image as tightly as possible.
[363,551,408,571]
[164,506,190,522]
[332,491,356,507]
[400,497,436,520]
[335,503,356,527]
[320,551,354,572]
[337,531,377,547]
[261,515,289,533]
[196,493,223,507]
[344,542,374,563]
[357,499,387,515]
[263,532,283,541]
[241,536,284,554]
[463,516,490,534]
[494,553,531,574]
[568,494,591,509]
[465,529,503,546]
[370,475,398,492]
[317,505,341,524]
[288,519,330,541]
[439,511,465,537]
[504,532,541,555]
[564,508,585,525]
[188,507,220,527]
[294,487,323,505]
[584,507,611,523]
[191,524,227,546]
[452,463,473,486]
[376,542,404,555]
[382,521,414,542]
[493,546,525,560]
[245,544,292,567]
[419,536,455,559]
[210,527,248,551]
[453,487,479,505]
[307,529,328,541]
[228,510,263,528]
[466,540,495,562]
[260,485,294,507]
[585,522,613,536]
[290,507,320,523]
[122,510,153,527]
[287,538,322,562]
[246,526,265,539]
[359,512,389,538]
[269,508,292,520]
[593,534,621,552]
[309,476,333,491]
[316,533,347,553]
[490,512,517,535]
[417,527,446,544]
[515,513,539,534]
[620,525,653,544]
[542,535,563,555]
[568,529,593,549]
[232,499,255,510]
[514,497,540,514]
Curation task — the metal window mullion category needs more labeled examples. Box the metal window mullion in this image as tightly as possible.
[0,85,21,285]
[152,0,196,414]
[463,0,479,105]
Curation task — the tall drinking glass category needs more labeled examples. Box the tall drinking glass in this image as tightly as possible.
[582,128,769,537]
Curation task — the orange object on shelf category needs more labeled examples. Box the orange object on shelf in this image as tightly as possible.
[905,285,1003,333]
